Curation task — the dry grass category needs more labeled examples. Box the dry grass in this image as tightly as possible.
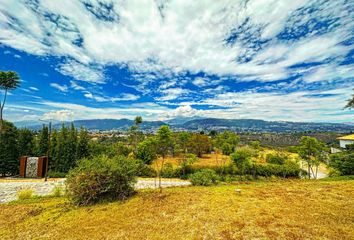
[153,153,231,170]
[1,180,353,240]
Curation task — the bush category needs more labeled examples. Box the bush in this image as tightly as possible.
[266,153,288,165]
[135,160,156,177]
[161,163,176,178]
[18,188,34,200]
[66,155,137,206]
[329,152,354,175]
[189,169,220,186]
[51,185,63,197]
[253,160,301,178]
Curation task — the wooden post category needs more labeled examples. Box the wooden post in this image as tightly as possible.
[19,156,27,177]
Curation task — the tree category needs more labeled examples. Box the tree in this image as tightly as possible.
[0,121,18,176]
[345,89,354,109]
[230,147,254,177]
[188,134,212,157]
[37,125,49,156]
[215,131,240,155]
[136,137,157,165]
[298,136,327,179]
[18,128,35,157]
[76,127,90,160]
[156,125,174,191]
[0,71,20,132]
[179,153,198,176]
[129,116,143,154]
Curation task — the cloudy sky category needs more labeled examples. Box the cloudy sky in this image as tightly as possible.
[0,0,353,123]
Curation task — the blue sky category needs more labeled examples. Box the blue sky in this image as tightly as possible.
[0,0,353,123]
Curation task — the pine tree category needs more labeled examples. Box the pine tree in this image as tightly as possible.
[0,121,18,176]
[67,123,78,169]
[37,125,49,156]
[76,127,89,161]
[18,128,35,157]
[49,129,58,171]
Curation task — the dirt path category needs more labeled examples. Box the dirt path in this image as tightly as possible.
[0,178,191,203]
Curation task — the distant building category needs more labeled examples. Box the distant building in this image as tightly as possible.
[337,134,354,148]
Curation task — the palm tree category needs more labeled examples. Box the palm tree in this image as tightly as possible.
[0,71,20,132]
[345,89,354,109]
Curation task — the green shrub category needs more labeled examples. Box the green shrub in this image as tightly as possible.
[161,163,176,178]
[189,169,220,186]
[134,160,157,177]
[17,188,34,200]
[253,160,301,178]
[329,152,354,175]
[66,155,137,206]
[51,185,63,197]
[266,153,288,165]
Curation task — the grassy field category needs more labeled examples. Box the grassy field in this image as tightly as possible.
[1,180,353,240]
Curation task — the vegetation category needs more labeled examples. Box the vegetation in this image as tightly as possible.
[66,155,137,206]
[1,180,353,240]
[17,188,34,200]
[189,169,219,186]
[0,121,19,176]
[329,152,354,175]
[345,89,354,109]
[0,71,20,132]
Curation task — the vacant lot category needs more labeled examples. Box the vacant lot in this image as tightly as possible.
[1,180,353,240]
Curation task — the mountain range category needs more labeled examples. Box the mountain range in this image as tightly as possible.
[14,117,354,133]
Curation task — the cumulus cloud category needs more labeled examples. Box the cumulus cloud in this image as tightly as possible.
[42,109,74,121]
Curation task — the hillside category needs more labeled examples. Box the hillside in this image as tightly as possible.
[14,117,354,133]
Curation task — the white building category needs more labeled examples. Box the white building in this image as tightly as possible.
[337,134,354,148]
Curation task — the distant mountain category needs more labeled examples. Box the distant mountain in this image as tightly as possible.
[178,118,354,133]
[14,117,354,133]
[165,116,203,125]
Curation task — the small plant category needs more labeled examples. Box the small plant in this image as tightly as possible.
[189,169,220,186]
[51,185,63,197]
[17,188,34,200]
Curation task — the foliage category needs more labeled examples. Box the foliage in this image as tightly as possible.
[37,125,49,156]
[189,169,220,186]
[188,133,212,157]
[136,137,157,164]
[329,152,354,175]
[0,71,20,132]
[18,128,35,156]
[0,121,18,176]
[345,89,354,109]
[249,140,261,150]
[161,163,176,178]
[298,136,327,179]
[66,155,137,206]
[76,126,90,160]
[51,185,63,197]
[179,153,198,176]
[266,152,288,165]
[17,188,34,200]
[47,170,67,178]
[215,131,240,155]
[230,147,254,175]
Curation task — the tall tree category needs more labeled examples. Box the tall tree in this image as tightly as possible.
[298,136,326,179]
[345,89,354,109]
[0,71,20,132]
[76,126,90,160]
[37,125,49,156]
[0,121,18,176]
[18,128,35,157]
[188,133,212,157]
[156,125,174,191]
[129,116,143,154]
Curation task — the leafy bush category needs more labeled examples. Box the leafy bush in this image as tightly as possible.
[189,169,220,186]
[18,188,34,200]
[66,155,137,206]
[230,147,255,174]
[161,163,176,178]
[253,160,301,178]
[329,152,354,175]
[51,185,63,197]
[135,160,156,177]
[266,153,288,165]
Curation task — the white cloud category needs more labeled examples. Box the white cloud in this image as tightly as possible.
[56,60,104,84]
[42,109,74,121]
[29,87,39,91]
[84,91,140,102]
[50,83,68,92]
[156,87,187,101]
